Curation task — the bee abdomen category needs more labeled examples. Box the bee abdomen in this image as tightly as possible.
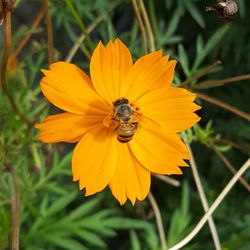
[117,134,134,143]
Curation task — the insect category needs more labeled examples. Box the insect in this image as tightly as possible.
[205,0,238,21]
[104,98,160,143]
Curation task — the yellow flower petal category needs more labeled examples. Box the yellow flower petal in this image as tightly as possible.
[137,87,201,132]
[126,51,176,101]
[109,143,150,205]
[41,62,109,115]
[36,112,103,143]
[90,39,133,103]
[72,126,117,196]
[129,129,188,175]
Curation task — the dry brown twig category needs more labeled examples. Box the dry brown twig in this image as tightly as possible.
[138,0,155,52]
[131,0,147,54]
[180,60,222,87]
[209,142,250,192]
[9,10,44,65]
[196,92,250,122]
[153,174,180,187]
[0,1,31,126]
[190,74,250,90]
[10,165,20,250]
[43,0,54,64]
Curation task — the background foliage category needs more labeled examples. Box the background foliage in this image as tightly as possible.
[0,0,250,249]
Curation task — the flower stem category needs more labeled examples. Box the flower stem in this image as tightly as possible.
[169,158,250,250]
[209,142,250,192]
[43,0,54,65]
[9,10,44,65]
[64,0,94,52]
[148,192,167,250]
[10,165,20,250]
[131,0,147,54]
[186,142,221,250]
[196,92,250,122]
[180,60,221,87]
[138,0,155,52]
[0,8,31,126]
[190,74,250,90]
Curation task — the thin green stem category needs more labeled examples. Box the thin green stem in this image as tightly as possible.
[148,0,161,49]
[64,0,94,52]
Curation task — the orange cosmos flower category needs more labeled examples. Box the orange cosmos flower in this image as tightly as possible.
[36,39,201,205]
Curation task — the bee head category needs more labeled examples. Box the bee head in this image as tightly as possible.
[113,98,129,107]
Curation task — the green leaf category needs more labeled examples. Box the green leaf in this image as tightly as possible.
[184,0,205,28]
[44,192,76,217]
[130,230,141,250]
[44,234,88,250]
[193,26,229,70]
[178,44,190,76]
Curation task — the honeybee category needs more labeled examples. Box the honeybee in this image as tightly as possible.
[205,0,238,21]
[104,98,160,143]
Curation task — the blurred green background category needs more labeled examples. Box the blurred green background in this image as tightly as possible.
[0,0,250,249]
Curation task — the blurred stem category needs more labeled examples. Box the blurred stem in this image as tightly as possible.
[196,92,250,122]
[65,15,103,62]
[185,142,221,250]
[212,137,250,153]
[0,10,31,126]
[209,142,250,192]
[138,0,155,52]
[148,192,167,250]
[64,0,94,52]
[169,158,250,250]
[190,74,250,90]
[131,0,147,54]
[43,0,54,64]
[153,174,180,187]
[10,165,20,250]
[148,0,161,49]
[180,60,221,87]
[9,10,44,65]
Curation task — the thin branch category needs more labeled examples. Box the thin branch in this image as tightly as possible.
[9,10,44,65]
[196,92,250,122]
[190,74,250,90]
[138,0,155,52]
[148,192,167,250]
[10,166,20,250]
[0,9,31,126]
[65,16,102,62]
[186,142,221,250]
[169,158,250,250]
[64,0,94,52]
[43,0,54,64]
[180,61,221,87]
[209,142,250,192]
[153,174,180,187]
[131,0,147,54]
[212,137,250,153]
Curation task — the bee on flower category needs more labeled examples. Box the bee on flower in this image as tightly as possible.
[36,39,201,205]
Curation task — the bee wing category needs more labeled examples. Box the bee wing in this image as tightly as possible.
[141,115,161,131]
[133,112,161,131]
